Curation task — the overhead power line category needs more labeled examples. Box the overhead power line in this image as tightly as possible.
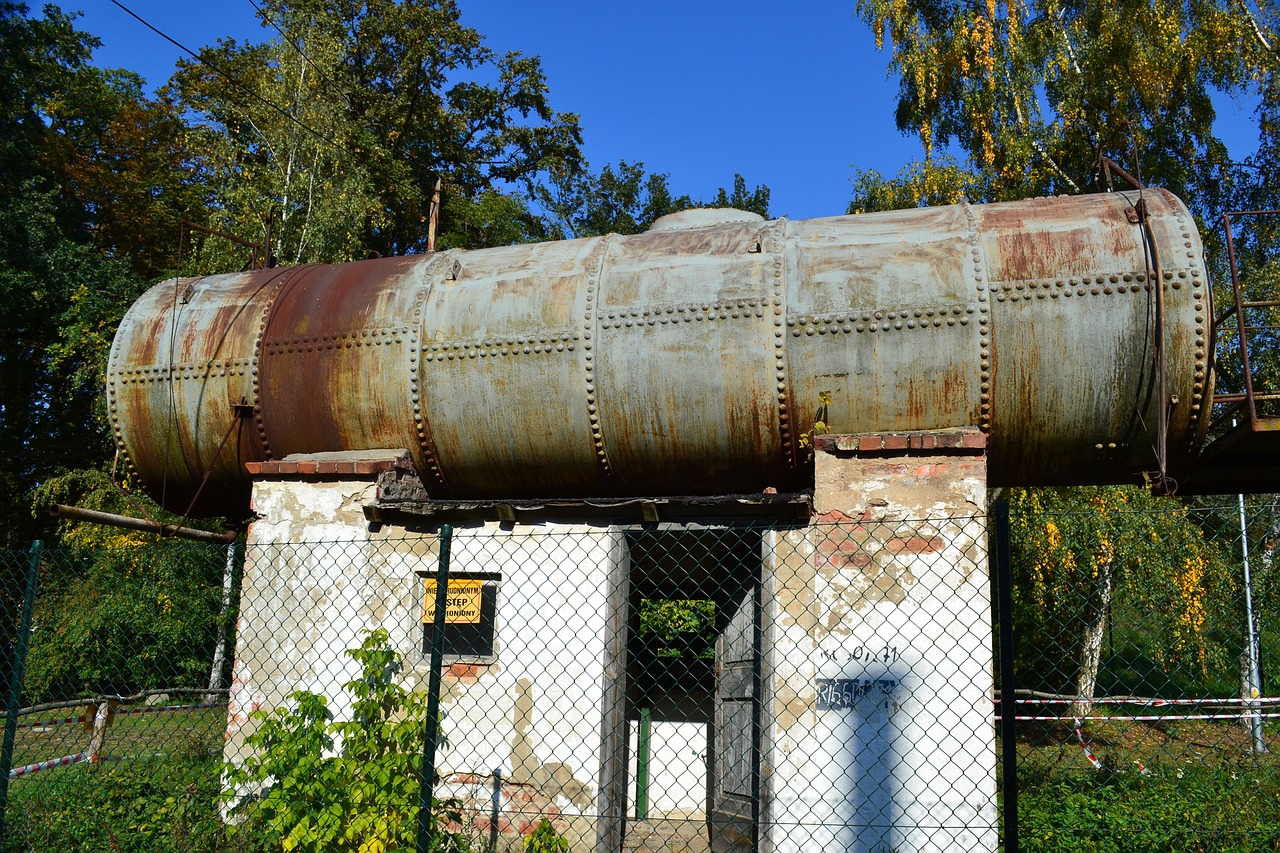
[108,0,332,147]
[245,0,354,111]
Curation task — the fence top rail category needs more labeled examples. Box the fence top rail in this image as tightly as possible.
[0,687,229,720]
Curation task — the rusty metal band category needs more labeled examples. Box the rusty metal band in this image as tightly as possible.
[252,266,314,460]
[584,235,615,480]
[769,220,795,468]
[963,201,993,434]
[410,252,457,497]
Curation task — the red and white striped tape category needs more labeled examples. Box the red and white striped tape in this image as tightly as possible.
[997,711,1280,723]
[14,713,92,731]
[1073,718,1148,774]
[8,752,89,779]
[1014,697,1280,707]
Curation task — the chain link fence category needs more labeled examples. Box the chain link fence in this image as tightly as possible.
[1,495,1278,851]
[0,537,238,851]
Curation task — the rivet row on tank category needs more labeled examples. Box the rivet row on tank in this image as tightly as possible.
[768,230,792,464]
[584,238,612,476]
[408,285,438,483]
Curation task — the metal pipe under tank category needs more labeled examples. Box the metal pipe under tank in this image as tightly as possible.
[106,188,1211,517]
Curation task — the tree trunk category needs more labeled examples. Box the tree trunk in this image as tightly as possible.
[207,539,239,700]
[1071,559,1114,720]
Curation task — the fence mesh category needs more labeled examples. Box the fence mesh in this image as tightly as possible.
[0,495,1277,852]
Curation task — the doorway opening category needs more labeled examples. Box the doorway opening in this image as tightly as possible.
[613,526,763,853]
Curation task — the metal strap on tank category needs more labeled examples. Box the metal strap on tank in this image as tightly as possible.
[252,266,315,460]
[584,235,616,480]
[409,251,458,497]
[104,277,212,486]
[768,219,796,467]
[963,201,994,434]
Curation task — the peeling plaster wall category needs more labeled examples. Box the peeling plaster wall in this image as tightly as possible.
[763,451,997,853]
[225,476,621,850]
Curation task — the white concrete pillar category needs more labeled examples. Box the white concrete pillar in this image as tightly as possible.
[764,432,997,853]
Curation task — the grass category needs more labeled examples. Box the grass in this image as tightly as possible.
[1,706,256,853]
[3,710,1279,851]
[1011,718,1280,852]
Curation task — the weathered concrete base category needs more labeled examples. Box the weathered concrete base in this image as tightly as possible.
[229,442,998,852]
[760,440,997,852]
[225,461,621,851]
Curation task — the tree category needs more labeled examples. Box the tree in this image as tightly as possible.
[170,0,584,263]
[1008,487,1238,714]
[850,0,1270,219]
[0,4,174,542]
[57,94,209,280]
[25,470,231,702]
[537,159,771,240]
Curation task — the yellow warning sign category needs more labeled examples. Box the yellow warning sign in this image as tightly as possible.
[422,579,483,625]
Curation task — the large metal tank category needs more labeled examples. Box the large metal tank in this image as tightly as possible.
[107,189,1211,516]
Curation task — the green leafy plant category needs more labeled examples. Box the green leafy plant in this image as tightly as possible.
[224,629,470,852]
[3,718,254,853]
[523,818,569,853]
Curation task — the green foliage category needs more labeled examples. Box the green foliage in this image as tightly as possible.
[848,0,1279,251]
[1008,487,1240,699]
[3,731,250,853]
[637,598,717,659]
[225,629,470,853]
[848,156,984,213]
[0,4,196,540]
[537,159,771,239]
[797,389,833,456]
[704,173,772,220]
[523,818,569,853]
[1019,765,1280,852]
[23,469,233,702]
[170,0,584,264]
[436,188,551,250]
[0,189,144,541]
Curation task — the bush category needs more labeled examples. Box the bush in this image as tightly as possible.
[24,469,235,703]
[224,629,471,852]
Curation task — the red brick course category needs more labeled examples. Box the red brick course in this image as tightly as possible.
[244,456,403,478]
[814,429,986,456]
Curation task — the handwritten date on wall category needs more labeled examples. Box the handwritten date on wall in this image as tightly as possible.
[819,643,902,666]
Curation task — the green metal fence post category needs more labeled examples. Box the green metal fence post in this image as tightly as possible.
[0,541,43,838]
[417,524,452,853]
[993,503,1018,853]
[635,706,652,820]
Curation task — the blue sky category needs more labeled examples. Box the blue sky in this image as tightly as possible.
[72,0,1262,221]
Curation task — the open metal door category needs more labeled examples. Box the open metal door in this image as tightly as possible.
[709,578,762,851]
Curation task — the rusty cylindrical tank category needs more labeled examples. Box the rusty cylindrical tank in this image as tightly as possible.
[107,189,1211,517]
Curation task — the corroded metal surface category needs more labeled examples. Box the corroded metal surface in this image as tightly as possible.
[107,189,1211,515]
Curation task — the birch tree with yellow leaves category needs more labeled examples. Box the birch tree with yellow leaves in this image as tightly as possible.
[1007,487,1238,715]
[850,0,1277,217]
